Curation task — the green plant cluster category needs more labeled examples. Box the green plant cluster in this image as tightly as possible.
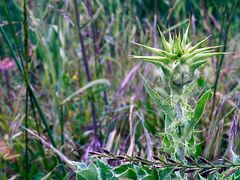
[132,27,223,161]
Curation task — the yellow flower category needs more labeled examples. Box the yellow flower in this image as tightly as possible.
[73,73,78,80]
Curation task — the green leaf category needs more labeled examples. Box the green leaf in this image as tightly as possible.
[131,41,177,59]
[183,89,212,139]
[187,35,211,53]
[183,81,196,97]
[135,166,148,179]
[163,135,171,149]
[188,132,197,156]
[176,37,183,56]
[193,45,223,54]
[131,55,170,64]
[180,45,222,62]
[113,164,129,174]
[159,50,178,59]
[190,60,207,71]
[77,163,100,180]
[192,52,227,62]
[96,159,116,180]
[158,27,171,52]
[168,32,174,48]
[131,42,163,56]
[182,23,190,47]
[139,73,174,120]
[61,79,110,104]
[1,0,25,70]
[142,169,159,180]
[113,164,137,179]
[158,167,174,179]
[135,165,159,180]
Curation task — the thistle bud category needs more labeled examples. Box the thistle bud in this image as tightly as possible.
[171,63,197,93]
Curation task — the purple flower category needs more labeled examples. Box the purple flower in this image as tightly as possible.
[0,58,15,71]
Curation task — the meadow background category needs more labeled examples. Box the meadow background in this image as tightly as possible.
[0,0,240,179]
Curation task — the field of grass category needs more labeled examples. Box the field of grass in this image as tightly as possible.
[0,0,240,179]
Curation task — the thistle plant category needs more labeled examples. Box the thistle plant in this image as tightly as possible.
[131,26,226,161]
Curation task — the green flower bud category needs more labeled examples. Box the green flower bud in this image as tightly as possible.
[171,63,197,93]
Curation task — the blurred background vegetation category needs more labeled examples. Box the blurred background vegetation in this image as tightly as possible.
[0,0,240,179]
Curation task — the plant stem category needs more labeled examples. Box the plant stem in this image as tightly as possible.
[23,0,29,178]
[60,104,64,148]
[25,89,29,180]
[29,96,49,169]
[86,0,98,77]
[210,0,237,122]
[85,0,109,106]
[73,0,91,82]
[73,0,98,138]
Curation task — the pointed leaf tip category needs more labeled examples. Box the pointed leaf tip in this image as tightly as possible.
[131,41,164,56]
[157,25,171,52]
[188,35,212,53]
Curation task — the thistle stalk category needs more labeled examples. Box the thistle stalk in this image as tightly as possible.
[131,26,225,161]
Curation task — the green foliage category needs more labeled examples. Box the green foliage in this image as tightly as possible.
[76,159,173,180]
[183,89,212,139]
[139,72,174,120]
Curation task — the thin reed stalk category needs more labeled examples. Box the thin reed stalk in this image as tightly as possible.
[23,0,29,178]
[210,0,238,122]
[73,0,99,139]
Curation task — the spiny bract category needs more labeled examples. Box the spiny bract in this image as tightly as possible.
[131,25,226,91]
[131,25,224,65]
